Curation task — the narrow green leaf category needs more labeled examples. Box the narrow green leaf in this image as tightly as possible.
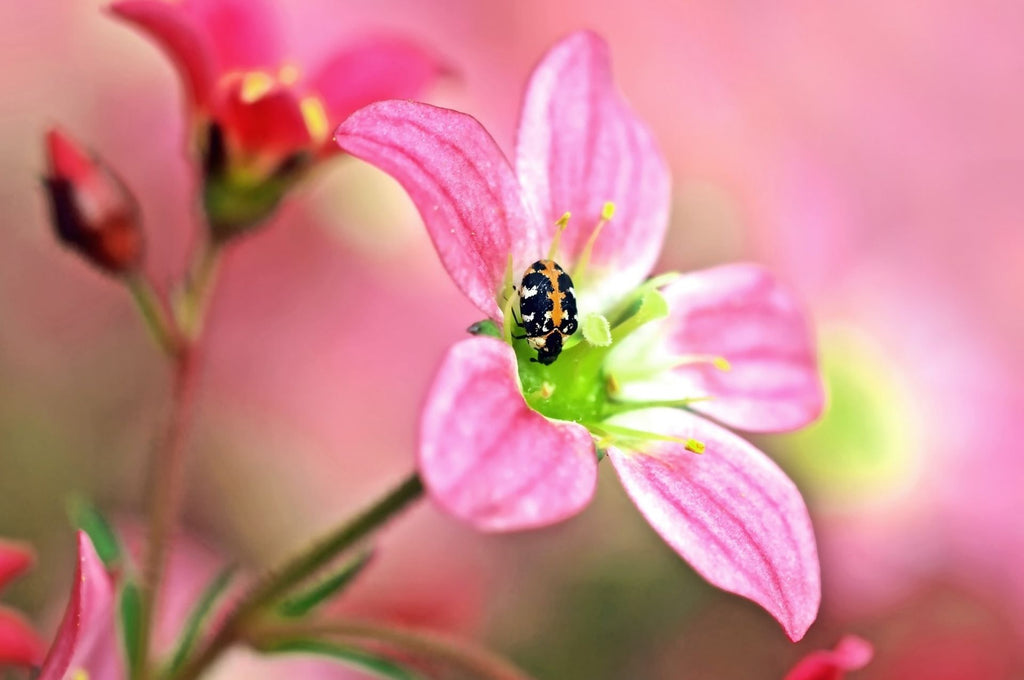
[278,550,374,618]
[119,580,144,679]
[67,497,122,569]
[167,566,236,674]
[261,638,425,680]
[467,319,501,338]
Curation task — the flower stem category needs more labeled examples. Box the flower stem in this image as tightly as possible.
[126,273,181,357]
[248,618,533,680]
[138,346,201,680]
[171,472,425,680]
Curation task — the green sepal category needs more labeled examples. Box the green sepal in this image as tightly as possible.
[166,567,237,675]
[67,497,123,570]
[580,313,612,347]
[119,579,144,679]
[277,550,374,619]
[467,319,502,338]
[258,638,426,680]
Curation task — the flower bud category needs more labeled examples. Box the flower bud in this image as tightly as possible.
[43,128,143,274]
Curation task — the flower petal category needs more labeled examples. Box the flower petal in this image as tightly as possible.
[311,36,445,130]
[37,533,122,680]
[109,1,218,109]
[0,540,33,592]
[216,78,312,155]
[615,264,824,432]
[336,101,543,319]
[419,336,597,531]
[515,30,670,308]
[187,0,283,74]
[784,635,873,680]
[606,408,820,640]
[0,607,44,667]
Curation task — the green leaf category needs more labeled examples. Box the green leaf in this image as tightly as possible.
[467,319,502,338]
[260,638,426,680]
[167,567,237,674]
[119,580,144,679]
[278,550,374,619]
[67,497,122,569]
[580,313,612,347]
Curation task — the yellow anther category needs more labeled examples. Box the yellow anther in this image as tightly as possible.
[547,212,571,260]
[239,71,275,103]
[601,201,616,221]
[606,373,621,396]
[300,96,330,143]
[668,354,732,372]
[712,357,731,371]
[278,63,301,85]
[72,670,90,680]
[539,382,556,398]
[685,438,706,455]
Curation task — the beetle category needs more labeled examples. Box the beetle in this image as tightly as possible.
[513,259,579,365]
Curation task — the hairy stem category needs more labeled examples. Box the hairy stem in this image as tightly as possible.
[172,472,424,680]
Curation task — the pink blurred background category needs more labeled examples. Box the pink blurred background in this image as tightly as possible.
[2,1,1023,677]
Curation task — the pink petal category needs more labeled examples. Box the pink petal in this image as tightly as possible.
[187,0,283,74]
[0,607,44,667]
[0,540,33,592]
[37,533,122,680]
[216,79,312,155]
[623,264,824,433]
[419,336,597,531]
[109,1,218,109]
[336,101,543,319]
[311,36,445,130]
[515,30,670,305]
[606,408,820,640]
[785,635,873,680]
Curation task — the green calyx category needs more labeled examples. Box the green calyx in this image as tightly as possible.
[510,285,673,426]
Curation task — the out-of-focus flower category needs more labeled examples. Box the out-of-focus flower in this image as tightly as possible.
[43,128,143,275]
[110,0,444,238]
[0,539,44,668]
[337,30,823,640]
[36,533,122,680]
[785,635,872,680]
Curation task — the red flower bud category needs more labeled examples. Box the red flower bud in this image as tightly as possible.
[43,128,143,274]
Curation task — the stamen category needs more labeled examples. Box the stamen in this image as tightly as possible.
[300,96,330,143]
[546,212,571,260]
[573,201,615,282]
[685,438,706,454]
[667,354,732,372]
[240,72,275,103]
[278,63,301,85]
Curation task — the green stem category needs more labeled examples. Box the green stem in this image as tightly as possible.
[172,472,425,680]
[177,239,221,340]
[249,618,534,680]
[126,273,181,357]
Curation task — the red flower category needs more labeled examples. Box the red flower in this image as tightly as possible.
[0,539,44,668]
[43,128,143,274]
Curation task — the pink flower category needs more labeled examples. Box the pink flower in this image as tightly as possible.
[36,533,123,680]
[0,539,44,668]
[110,0,443,236]
[785,636,873,680]
[336,31,824,640]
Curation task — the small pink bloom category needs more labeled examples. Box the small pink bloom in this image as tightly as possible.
[785,635,873,680]
[43,128,144,275]
[0,539,44,668]
[337,31,823,639]
[37,533,122,680]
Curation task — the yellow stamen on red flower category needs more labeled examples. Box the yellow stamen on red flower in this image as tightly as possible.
[278,62,301,85]
[72,670,90,680]
[300,96,330,143]
[239,71,275,103]
[685,438,706,454]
